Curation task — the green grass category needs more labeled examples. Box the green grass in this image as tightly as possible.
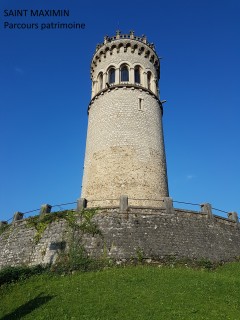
[1,263,240,319]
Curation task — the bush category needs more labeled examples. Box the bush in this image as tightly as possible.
[51,245,91,274]
[51,244,110,274]
[0,265,48,286]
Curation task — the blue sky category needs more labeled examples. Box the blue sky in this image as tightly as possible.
[1,0,240,221]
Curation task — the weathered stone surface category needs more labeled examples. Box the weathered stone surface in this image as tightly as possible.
[81,33,169,208]
[81,89,169,208]
[0,221,8,228]
[13,212,23,222]
[120,195,128,213]
[77,198,87,212]
[40,204,52,217]
[228,212,239,223]
[201,203,213,219]
[1,207,240,269]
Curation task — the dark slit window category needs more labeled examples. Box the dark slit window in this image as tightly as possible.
[135,67,141,84]
[98,73,103,90]
[147,71,152,90]
[121,66,129,82]
[109,68,115,84]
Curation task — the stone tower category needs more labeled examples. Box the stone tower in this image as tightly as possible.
[81,31,169,208]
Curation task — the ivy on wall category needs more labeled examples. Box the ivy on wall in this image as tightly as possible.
[0,224,10,237]
[26,208,102,244]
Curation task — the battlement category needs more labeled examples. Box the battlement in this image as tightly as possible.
[91,31,160,80]
[95,30,156,53]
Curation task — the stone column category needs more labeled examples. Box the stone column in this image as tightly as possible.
[143,71,147,87]
[201,203,213,219]
[91,81,95,98]
[103,72,107,89]
[115,68,120,84]
[13,212,23,222]
[163,197,174,214]
[228,212,239,223]
[129,67,134,83]
[120,195,128,213]
[153,79,158,95]
[77,198,87,212]
[40,204,52,217]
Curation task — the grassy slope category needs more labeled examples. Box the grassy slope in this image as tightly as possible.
[1,263,240,320]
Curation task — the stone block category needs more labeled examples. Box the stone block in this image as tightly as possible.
[13,212,23,222]
[228,212,239,223]
[163,197,174,214]
[40,204,52,217]
[0,221,8,228]
[201,203,213,219]
[120,195,128,213]
[77,198,87,212]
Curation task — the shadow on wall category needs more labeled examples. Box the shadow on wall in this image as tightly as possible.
[1,293,55,320]
[49,241,66,265]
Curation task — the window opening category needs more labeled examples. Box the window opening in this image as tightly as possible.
[134,67,141,84]
[121,65,129,82]
[147,72,152,90]
[98,73,103,90]
[109,68,115,84]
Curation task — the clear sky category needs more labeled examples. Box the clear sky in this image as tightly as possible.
[1,0,240,221]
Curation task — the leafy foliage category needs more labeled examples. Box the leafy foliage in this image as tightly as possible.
[0,265,48,286]
[0,223,10,236]
[26,208,101,243]
[78,208,102,236]
[26,210,74,243]
[50,245,104,274]
[24,208,104,273]
[135,247,144,263]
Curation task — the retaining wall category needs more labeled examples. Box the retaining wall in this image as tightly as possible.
[0,205,240,269]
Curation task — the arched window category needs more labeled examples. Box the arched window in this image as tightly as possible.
[120,65,129,82]
[98,72,103,91]
[147,71,152,90]
[134,66,141,84]
[109,68,115,84]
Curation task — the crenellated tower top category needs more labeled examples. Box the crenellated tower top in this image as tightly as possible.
[95,30,156,52]
[90,30,161,102]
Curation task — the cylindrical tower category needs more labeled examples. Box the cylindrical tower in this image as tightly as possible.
[81,31,169,208]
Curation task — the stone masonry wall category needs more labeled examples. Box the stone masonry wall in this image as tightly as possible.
[1,207,240,269]
[92,39,158,81]
[81,88,169,208]
[81,34,169,208]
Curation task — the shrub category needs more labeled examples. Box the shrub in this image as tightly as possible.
[0,265,48,286]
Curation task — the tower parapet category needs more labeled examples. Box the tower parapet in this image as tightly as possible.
[94,30,156,56]
[90,30,160,99]
[81,31,169,208]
